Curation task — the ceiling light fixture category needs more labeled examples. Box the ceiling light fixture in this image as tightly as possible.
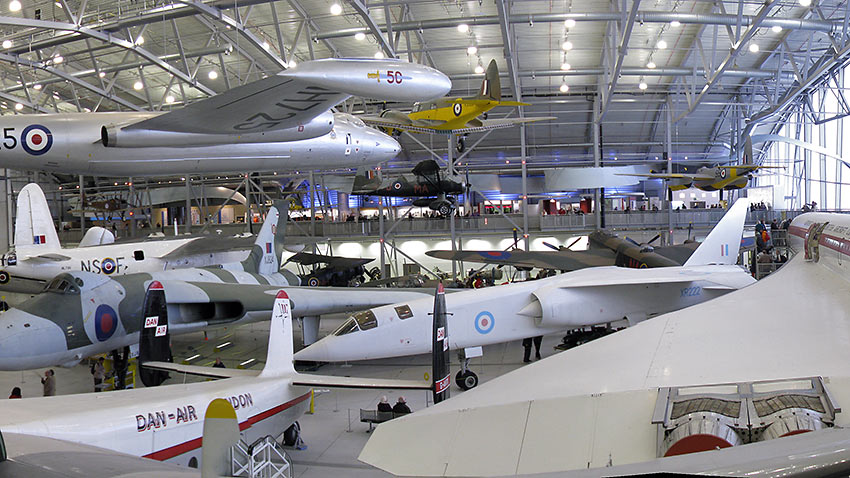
[457,23,469,33]
[133,80,143,90]
[561,62,571,71]
[564,18,576,28]
[208,70,218,80]
[467,45,478,55]
[646,60,656,69]
[33,84,41,90]
[374,51,384,59]
[639,80,648,90]
[330,3,342,15]
[560,83,569,93]
[165,95,175,103]
[670,20,681,27]
[53,55,63,64]
[8,0,20,12]
[562,40,573,50]
[657,40,667,49]
[474,63,484,74]
[135,36,144,46]
[98,71,106,78]
[1,40,11,49]
[749,43,759,53]
[771,25,782,33]
[14,103,22,110]
[799,0,811,6]
[354,32,366,41]
[288,60,297,68]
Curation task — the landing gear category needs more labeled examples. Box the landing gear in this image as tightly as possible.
[282,421,301,447]
[454,347,482,390]
[437,202,452,217]
[455,370,478,390]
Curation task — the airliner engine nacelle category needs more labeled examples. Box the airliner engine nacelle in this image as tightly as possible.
[102,111,335,148]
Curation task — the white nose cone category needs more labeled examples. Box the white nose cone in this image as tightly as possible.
[282,59,452,102]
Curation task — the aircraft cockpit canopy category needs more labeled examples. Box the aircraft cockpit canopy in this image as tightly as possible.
[44,274,81,295]
[333,309,378,336]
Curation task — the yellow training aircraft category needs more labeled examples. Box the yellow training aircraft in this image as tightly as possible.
[360,59,554,151]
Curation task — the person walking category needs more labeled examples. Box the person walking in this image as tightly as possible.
[91,357,106,392]
[41,370,55,396]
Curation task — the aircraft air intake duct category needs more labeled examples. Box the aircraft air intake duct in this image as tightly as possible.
[528,286,621,328]
[101,111,334,148]
[761,411,825,440]
[663,412,743,457]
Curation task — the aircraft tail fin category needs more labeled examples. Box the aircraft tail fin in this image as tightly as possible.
[432,282,451,404]
[683,198,750,267]
[201,398,241,478]
[138,281,172,387]
[259,290,296,378]
[240,200,289,275]
[14,183,60,251]
[476,59,501,102]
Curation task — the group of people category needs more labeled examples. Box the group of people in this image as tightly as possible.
[377,395,411,414]
[750,201,771,211]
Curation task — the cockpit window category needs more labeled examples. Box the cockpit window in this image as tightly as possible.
[394,305,413,320]
[333,317,359,336]
[332,310,378,336]
[45,276,80,295]
[350,117,365,127]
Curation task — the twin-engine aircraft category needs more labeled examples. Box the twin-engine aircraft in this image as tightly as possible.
[0,183,251,296]
[295,199,755,390]
[361,59,553,151]
[427,230,700,272]
[0,59,450,176]
[360,210,850,478]
[0,201,438,370]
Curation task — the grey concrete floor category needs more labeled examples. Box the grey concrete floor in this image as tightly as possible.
[0,314,563,477]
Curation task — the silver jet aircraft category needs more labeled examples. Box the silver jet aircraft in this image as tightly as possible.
[295,199,755,390]
[0,200,438,370]
[0,58,451,176]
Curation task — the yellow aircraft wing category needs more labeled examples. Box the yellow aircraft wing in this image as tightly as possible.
[360,115,555,135]
[616,172,712,180]
[454,98,529,107]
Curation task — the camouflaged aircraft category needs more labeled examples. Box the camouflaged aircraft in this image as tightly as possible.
[0,200,438,371]
[426,229,701,272]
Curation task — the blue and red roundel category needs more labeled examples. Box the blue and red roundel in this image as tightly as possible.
[101,258,116,275]
[479,251,511,260]
[95,304,118,341]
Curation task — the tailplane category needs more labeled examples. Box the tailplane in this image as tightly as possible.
[259,290,296,378]
[432,282,451,404]
[15,183,60,252]
[240,200,288,275]
[201,398,241,478]
[683,198,750,266]
[476,59,501,102]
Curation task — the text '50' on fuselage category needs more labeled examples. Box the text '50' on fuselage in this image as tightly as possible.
[0,112,397,176]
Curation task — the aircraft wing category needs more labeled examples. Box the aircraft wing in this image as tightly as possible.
[157,235,254,260]
[141,361,258,379]
[285,251,373,269]
[425,249,616,271]
[292,373,430,390]
[159,280,436,320]
[616,172,711,180]
[360,115,556,135]
[361,251,850,476]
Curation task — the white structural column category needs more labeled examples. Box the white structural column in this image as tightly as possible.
[78,175,85,237]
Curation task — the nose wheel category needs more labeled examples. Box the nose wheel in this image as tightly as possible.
[454,351,479,390]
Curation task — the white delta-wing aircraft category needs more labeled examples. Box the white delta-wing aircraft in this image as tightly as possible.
[0,282,446,470]
[359,212,850,477]
[0,183,251,295]
[295,198,755,390]
[0,58,450,176]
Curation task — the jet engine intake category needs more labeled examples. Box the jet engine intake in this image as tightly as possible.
[663,412,742,457]
[102,111,334,147]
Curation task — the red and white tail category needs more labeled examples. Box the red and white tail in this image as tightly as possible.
[259,290,295,378]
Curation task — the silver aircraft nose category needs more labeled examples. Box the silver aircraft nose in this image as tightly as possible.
[373,131,401,161]
[0,308,68,370]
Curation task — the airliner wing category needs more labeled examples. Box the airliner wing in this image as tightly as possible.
[361,251,850,476]
[141,361,259,379]
[425,249,616,271]
[292,373,430,390]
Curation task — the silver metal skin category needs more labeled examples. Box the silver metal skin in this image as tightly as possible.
[0,111,398,176]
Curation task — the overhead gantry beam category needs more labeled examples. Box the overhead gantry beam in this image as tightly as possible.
[673,0,779,123]
[598,0,641,122]
[495,0,521,102]
[350,0,396,59]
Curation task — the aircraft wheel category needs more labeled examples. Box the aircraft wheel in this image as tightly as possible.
[283,421,301,447]
[438,203,452,217]
[455,370,479,390]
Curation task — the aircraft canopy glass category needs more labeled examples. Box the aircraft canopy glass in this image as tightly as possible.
[45,275,80,295]
[332,310,378,336]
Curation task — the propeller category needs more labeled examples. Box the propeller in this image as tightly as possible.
[542,237,582,252]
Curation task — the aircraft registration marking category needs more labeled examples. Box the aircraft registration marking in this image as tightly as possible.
[680,286,702,297]
[81,257,125,275]
[474,311,495,334]
[367,70,410,84]
[135,393,254,433]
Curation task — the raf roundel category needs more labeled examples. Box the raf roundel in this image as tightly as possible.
[94,304,119,341]
[21,124,53,156]
[101,258,117,275]
[479,251,511,260]
[474,311,495,334]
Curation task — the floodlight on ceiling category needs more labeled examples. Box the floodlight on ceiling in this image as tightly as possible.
[457,23,469,33]
[354,32,366,41]
[1,40,10,49]
[98,71,106,78]
[799,0,811,6]
[562,40,573,50]
[670,20,681,27]
[467,45,478,55]
[657,40,667,49]
[560,83,569,93]
[208,70,218,80]
[8,0,20,12]
[14,103,22,110]
[165,95,175,104]
[374,51,384,59]
[474,63,484,74]
[288,60,297,68]
[564,19,576,28]
[32,84,41,90]
[262,41,270,50]
[133,81,143,90]
[330,3,342,15]
[749,43,759,53]
[646,60,656,69]
[53,55,63,64]
[639,80,648,90]
[560,62,571,71]
[771,25,782,33]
